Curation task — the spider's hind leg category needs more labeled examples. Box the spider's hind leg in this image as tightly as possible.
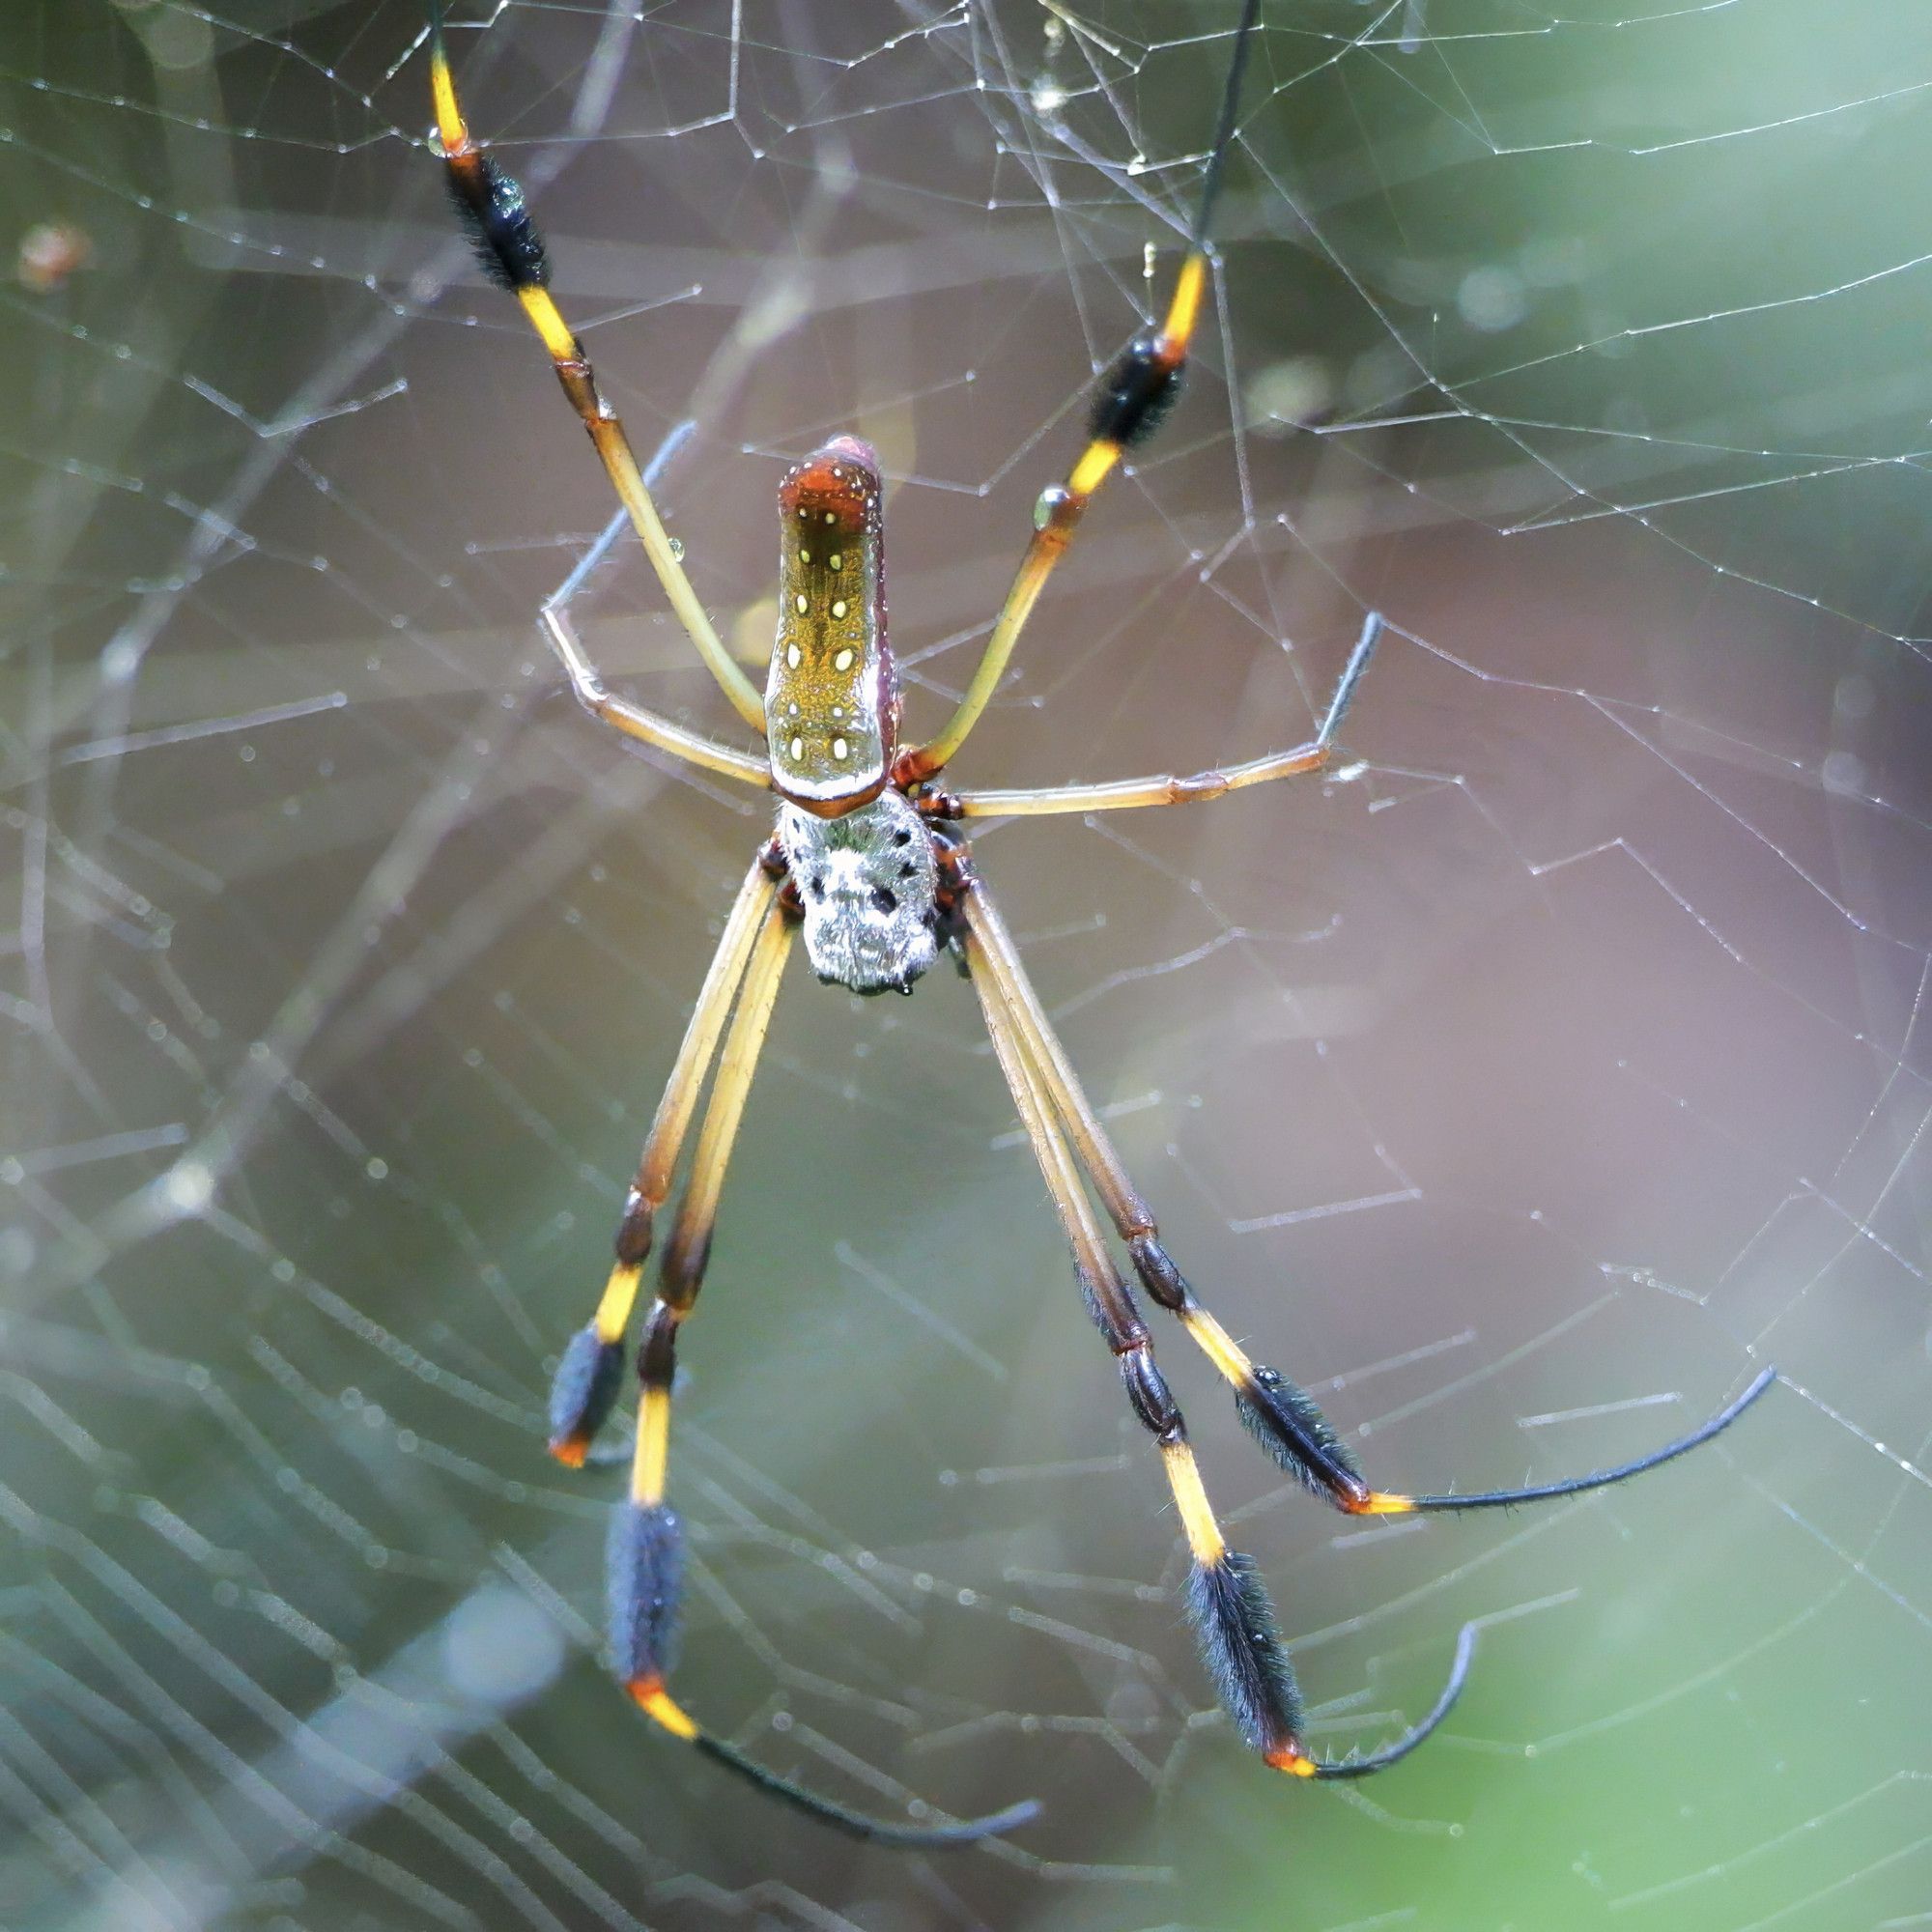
[423,0,765,730]
[897,0,1265,784]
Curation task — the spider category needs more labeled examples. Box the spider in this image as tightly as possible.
[425,0,1776,1849]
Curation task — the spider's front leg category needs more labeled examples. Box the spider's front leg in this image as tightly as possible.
[965,879,1776,1525]
[961,864,1773,1778]
[606,887,793,1731]
[961,867,1466,1777]
[548,844,1036,1846]
[546,852,780,1464]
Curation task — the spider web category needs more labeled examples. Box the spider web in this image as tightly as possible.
[2,1,1927,1926]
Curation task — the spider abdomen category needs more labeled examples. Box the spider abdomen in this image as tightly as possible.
[768,437,895,811]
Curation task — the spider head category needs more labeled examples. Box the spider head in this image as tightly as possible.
[778,790,939,996]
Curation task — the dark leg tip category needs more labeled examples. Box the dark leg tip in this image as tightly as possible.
[548,1323,625,1460]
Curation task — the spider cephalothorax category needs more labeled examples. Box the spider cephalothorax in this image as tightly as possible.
[776,790,938,995]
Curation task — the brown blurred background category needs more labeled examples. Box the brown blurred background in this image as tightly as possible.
[2,2,1928,1927]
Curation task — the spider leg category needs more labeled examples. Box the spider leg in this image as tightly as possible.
[541,599,772,792]
[897,0,1264,783]
[965,887,1466,1778]
[425,2,766,732]
[960,874,1777,1520]
[952,610,1381,818]
[599,890,1038,1845]
[547,852,780,1466]
[536,476,773,790]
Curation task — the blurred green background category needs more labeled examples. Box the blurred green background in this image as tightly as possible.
[2,2,1927,1927]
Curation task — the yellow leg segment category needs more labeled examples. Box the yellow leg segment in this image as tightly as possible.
[629,1679,700,1741]
[1160,1440,1227,1566]
[428,23,765,730]
[593,1263,642,1347]
[1067,439,1122,499]
[904,240,1214,781]
[631,1383,674,1508]
[546,861,779,1468]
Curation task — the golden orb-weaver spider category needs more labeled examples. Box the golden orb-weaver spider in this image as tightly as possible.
[426,0,1776,1849]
